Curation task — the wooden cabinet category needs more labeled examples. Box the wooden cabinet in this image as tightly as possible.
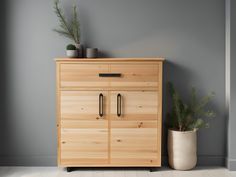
[56,58,164,168]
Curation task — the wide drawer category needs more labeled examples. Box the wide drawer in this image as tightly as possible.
[59,63,160,88]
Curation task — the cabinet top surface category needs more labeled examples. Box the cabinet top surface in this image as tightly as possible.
[55,58,165,62]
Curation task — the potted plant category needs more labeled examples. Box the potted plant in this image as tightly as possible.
[167,82,215,170]
[66,44,78,58]
[53,0,82,57]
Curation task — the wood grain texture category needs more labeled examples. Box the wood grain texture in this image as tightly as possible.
[61,128,108,165]
[109,64,159,87]
[59,62,160,89]
[157,62,163,165]
[55,58,165,62]
[110,91,159,166]
[60,91,108,120]
[110,91,158,120]
[60,64,109,88]
[56,58,164,167]
[60,91,109,165]
[56,62,61,166]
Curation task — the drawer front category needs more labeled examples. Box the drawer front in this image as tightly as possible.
[59,63,160,88]
[109,63,159,88]
[60,63,109,88]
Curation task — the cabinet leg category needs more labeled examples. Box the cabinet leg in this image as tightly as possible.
[149,168,157,172]
[66,167,72,172]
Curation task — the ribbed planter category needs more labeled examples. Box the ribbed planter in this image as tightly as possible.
[168,129,197,170]
[66,50,78,58]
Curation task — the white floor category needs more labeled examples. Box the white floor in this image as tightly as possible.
[0,167,235,177]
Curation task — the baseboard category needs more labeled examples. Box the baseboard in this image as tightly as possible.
[0,155,57,166]
[197,155,225,166]
[162,155,225,166]
[226,158,236,170]
[0,155,225,166]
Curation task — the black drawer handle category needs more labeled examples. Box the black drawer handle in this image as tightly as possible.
[99,73,121,77]
[117,93,122,117]
[99,93,103,117]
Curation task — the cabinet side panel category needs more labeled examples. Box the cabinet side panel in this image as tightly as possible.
[56,62,61,166]
[157,62,163,165]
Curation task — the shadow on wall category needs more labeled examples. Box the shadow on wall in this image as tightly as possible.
[162,60,195,157]
[162,60,224,163]
[0,0,7,157]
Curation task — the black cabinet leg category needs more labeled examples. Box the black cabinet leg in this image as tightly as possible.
[149,168,157,172]
[66,167,72,172]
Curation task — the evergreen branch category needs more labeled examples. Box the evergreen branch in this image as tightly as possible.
[53,0,77,43]
[53,29,74,40]
[72,4,80,43]
[167,82,215,131]
[194,92,215,117]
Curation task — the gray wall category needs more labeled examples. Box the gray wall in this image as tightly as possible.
[0,0,7,158]
[0,0,225,165]
[227,0,236,170]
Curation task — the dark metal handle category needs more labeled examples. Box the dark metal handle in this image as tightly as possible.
[117,94,121,117]
[99,93,103,117]
[99,73,121,77]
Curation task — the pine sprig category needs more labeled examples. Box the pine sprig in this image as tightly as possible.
[167,82,215,131]
[72,5,80,43]
[53,0,80,44]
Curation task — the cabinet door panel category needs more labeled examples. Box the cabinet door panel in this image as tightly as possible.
[61,128,108,165]
[61,91,108,120]
[110,91,160,166]
[60,91,108,166]
[110,91,158,120]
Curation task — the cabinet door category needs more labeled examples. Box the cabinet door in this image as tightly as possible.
[60,91,109,166]
[110,91,160,166]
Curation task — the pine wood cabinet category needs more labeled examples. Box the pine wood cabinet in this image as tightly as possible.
[56,58,164,169]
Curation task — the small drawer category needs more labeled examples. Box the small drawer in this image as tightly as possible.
[109,63,159,88]
[60,64,109,88]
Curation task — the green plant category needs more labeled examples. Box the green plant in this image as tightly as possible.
[66,44,76,50]
[53,0,80,44]
[167,82,215,131]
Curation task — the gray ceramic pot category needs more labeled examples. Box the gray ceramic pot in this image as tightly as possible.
[86,48,98,58]
[66,50,78,58]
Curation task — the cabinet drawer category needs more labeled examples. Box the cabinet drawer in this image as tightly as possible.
[109,63,159,88]
[60,63,160,88]
[60,64,109,88]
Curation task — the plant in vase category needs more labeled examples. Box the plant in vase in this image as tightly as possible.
[53,0,82,57]
[167,82,215,170]
[66,44,78,58]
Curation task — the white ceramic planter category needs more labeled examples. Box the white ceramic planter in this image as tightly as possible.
[66,50,78,58]
[168,129,197,170]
